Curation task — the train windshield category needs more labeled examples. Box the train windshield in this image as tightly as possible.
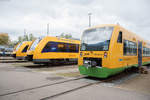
[81,27,113,51]
[29,38,42,50]
[15,43,22,51]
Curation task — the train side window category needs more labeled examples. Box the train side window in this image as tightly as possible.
[42,42,50,52]
[143,47,145,56]
[117,31,122,43]
[123,40,137,56]
[75,44,79,52]
[149,48,150,56]
[42,42,79,53]
[22,45,29,53]
[68,44,76,52]
[67,44,79,52]
[58,43,68,52]
[123,40,128,55]
[143,47,150,57]
[50,42,58,52]
[42,42,57,52]
[133,43,137,55]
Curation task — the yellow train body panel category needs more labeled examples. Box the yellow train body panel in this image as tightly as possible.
[26,38,43,61]
[33,36,80,63]
[27,50,34,56]
[27,40,35,56]
[13,41,32,59]
[79,24,150,78]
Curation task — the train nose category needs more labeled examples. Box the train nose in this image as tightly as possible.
[83,58,102,68]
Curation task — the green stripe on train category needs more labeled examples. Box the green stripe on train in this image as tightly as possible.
[78,61,150,78]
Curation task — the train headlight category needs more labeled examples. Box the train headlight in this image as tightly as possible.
[104,52,107,58]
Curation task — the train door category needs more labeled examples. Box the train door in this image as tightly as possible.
[138,41,142,67]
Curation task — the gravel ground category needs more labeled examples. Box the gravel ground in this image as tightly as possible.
[0,57,150,100]
[116,70,150,95]
[8,61,81,78]
[10,60,150,95]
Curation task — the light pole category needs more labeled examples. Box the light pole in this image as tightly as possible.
[24,28,28,41]
[47,23,49,36]
[88,13,92,27]
[24,29,26,36]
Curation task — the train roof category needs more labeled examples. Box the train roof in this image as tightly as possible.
[116,25,150,46]
[85,24,116,30]
[22,41,32,43]
[42,36,80,44]
[84,24,150,46]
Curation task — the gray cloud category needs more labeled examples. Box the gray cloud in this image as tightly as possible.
[0,0,150,41]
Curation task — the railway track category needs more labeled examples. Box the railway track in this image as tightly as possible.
[0,57,28,63]
[0,58,15,60]
[0,60,28,63]
[0,70,137,99]
[0,76,85,97]
[0,59,77,65]
[0,57,140,99]
[40,71,137,100]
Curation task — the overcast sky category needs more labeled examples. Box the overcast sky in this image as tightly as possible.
[0,0,150,41]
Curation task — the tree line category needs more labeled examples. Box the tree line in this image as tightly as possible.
[0,33,73,47]
[0,33,36,47]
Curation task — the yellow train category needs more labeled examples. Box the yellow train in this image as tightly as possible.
[33,36,80,64]
[12,41,32,60]
[12,43,20,58]
[26,38,43,61]
[78,24,150,78]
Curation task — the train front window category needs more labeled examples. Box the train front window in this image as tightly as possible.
[22,45,29,53]
[81,27,113,51]
[30,38,42,51]
[15,43,22,51]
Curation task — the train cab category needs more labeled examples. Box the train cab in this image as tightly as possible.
[15,41,32,60]
[33,36,80,64]
[26,37,43,61]
[78,24,150,78]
